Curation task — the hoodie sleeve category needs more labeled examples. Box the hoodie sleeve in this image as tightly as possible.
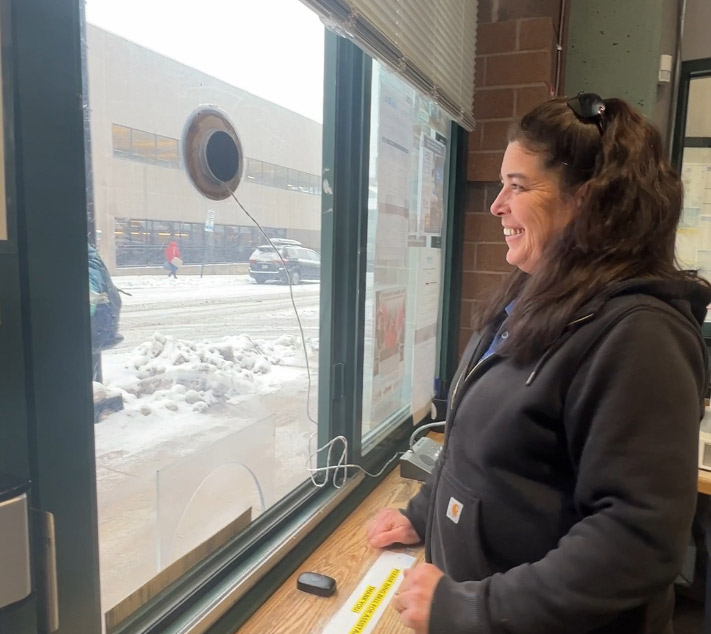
[400,461,441,539]
[429,307,707,634]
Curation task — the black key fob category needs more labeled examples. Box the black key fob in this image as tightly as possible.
[296,571,337,597]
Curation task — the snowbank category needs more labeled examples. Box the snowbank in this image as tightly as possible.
[100,332,298,420]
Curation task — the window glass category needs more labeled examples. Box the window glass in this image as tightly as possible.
[298,171,311,193]
[246,158,263,183]
[112,124,131,154]
[287,168,300,191]
[676,75,711,292]
[262,161,276,187]
[156,135,180,165]
[84,0,324,625]
[362,63,450,442]
[274,165,288,188]
[131,128,156,160]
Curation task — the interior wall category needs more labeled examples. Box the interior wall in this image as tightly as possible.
[565,0,683,143]
[682,0,711,60]
[652,0,682,145]
[459,0,563,356]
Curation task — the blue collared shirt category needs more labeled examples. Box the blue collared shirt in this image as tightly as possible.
[480,301,515,362]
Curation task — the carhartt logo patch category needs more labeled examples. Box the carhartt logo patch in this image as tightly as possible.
[446,497,463,524]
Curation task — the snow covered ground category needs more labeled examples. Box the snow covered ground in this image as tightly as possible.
[94,274,321,613]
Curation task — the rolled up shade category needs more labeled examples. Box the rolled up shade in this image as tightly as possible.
[300,0,477,130]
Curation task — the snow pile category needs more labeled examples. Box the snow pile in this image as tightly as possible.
[107,332,298,418]
[92,381,123,404]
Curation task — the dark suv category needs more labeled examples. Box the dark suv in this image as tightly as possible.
[248,240,320,285]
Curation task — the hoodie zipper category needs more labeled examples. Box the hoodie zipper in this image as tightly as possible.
[452,312,596,403]
[423,311,597,563]
[525,312,596,385]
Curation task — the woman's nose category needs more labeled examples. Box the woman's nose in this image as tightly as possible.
[490,187,508,216]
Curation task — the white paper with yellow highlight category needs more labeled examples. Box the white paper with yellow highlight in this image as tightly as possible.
[322,551,416,634]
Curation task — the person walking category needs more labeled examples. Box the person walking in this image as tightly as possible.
[165,240,181,278]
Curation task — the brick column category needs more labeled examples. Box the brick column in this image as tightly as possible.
[458,0,564,355]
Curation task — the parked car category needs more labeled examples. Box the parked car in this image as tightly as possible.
[248,240,320,285]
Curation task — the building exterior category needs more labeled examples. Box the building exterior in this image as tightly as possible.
[86,25,323,273]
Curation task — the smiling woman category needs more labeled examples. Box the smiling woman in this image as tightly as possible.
[491,141,575,273]
[368,95,711,634]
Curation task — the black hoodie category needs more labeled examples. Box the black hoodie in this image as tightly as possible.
[403,279,711,634]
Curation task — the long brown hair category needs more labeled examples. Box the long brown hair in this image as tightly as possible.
[472,96,708,363]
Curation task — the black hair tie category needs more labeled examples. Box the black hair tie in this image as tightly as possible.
[566,92,606,135]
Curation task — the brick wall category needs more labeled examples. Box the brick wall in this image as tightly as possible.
[458,0,565,355]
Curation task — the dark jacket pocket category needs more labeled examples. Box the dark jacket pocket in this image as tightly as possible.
[429,467,492,582]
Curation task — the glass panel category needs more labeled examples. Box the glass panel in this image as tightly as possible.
[298,170,311,193]
[362,62,451,442]
[287,168,300,191]
[262,161,277,187]
[676,76,711,290]
[84,0,325,625]
[131,129,156,160]
[112,124,131,154]
[246,158,263,183]
[156,135,180,166]
[274,165,288,188]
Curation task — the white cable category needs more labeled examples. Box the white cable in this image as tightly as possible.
[409,421,446,449]
[231,192,317,425]
[306,432,403,489]
[231,192,402,489]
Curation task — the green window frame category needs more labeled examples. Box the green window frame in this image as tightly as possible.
[3,1,466,630]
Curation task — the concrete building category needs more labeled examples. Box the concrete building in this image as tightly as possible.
[86,25,323,273]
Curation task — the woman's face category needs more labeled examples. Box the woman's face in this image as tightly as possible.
[490,142,575,273]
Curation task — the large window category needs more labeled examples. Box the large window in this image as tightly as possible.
[675,70,711,286]
[81,1,459,631]
[85,0,325,627]
[112,124,180,168]
[113,218,280,266]
[362,63,451,441]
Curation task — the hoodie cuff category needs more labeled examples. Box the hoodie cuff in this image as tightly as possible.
[429,575,485,634]
[400,505,426,542]
[400,483,433,541]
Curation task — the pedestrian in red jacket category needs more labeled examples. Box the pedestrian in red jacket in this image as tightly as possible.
[165,241,181,278]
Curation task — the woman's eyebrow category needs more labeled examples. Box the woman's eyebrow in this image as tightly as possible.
[500,172,529,181]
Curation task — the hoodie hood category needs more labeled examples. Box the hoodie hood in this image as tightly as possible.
[576,277,711,328]
[521,276,711,387]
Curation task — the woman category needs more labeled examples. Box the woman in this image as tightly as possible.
[367,94,711,634]
[164,240,181,278]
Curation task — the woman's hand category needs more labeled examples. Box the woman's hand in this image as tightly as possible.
[366,508,420,548]
[392,564,444,634]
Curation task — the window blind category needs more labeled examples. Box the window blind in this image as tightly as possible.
[300,0,477,130]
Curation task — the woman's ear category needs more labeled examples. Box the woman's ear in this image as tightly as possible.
[572,181,592,210]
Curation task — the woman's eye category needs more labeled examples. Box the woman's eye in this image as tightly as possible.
[510,183,524,192]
